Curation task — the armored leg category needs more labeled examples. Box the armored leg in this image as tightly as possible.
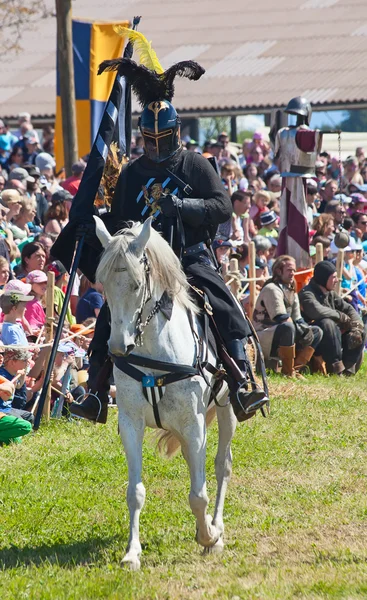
[69,303,112,423]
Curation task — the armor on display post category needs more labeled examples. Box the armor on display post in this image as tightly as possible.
[275,96,323,268]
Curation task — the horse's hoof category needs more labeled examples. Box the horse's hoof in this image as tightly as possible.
[121,556,141,571]
[202,536,224,555]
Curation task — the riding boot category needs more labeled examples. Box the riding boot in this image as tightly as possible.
[69,352,112,424]
[311,355,327,376]
[294,346,315,372]
[226,339,268,422]
[278,345,296,377]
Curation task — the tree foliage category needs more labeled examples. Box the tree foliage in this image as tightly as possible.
[340,110,367,133]
[0,0,53,54]
[199,116,230,142]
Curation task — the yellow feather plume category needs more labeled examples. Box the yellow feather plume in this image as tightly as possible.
[113,26,164,74]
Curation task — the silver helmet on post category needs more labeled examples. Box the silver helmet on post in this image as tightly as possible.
[285,96,312,126]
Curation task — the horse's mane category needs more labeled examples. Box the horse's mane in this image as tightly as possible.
[96,223,199,314]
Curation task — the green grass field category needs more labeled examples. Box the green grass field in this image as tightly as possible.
[1,365,367,599]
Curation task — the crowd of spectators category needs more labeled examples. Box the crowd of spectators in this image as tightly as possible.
[1,113,367,445]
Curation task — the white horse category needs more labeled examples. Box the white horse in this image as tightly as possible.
[94,215,236,570]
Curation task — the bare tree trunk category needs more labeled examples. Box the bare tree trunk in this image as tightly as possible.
[56,0,78,176]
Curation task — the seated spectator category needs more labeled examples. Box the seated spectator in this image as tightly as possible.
[0,285,34,346]
[341,156,364,191]
[220,161,238,195]
[249,190,270,228]
[24,270,47,330]
[0,348,34,422]
[0,376,32,445]
[11,196,37,241]
[244,164,265,192]
[253,235,272,266]
[0,133,12,167]
[37,233,54,263]
[217,190,254,242]
[349,193,367,215]
[42,125,55,155]
[5,146,24,172]
[47,260,75,325]
[350,212,367,243]
[8,166,35,191]
[24,165,49,225]
[312,213,335,241]
[324,200,346,229]
[44,191,70,238]
[76,281,104,323]
[299,261,365,375]
[15,241,46,279]
[35,152,56,180]
[60,160,86,197]
[267,173,282,195]
[212,239,233,266]
[319,179,339,212]
[342,217,354,235]
[0,256,10,289]
[311,236,331,260]
[258,210,279,238]
[252,255,323,376]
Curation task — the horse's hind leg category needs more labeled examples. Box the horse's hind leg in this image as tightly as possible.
[205,402,237,554]
[118,414,145,571]
[182,422,221,549]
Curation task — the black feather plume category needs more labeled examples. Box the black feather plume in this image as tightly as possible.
[98,58,205,107]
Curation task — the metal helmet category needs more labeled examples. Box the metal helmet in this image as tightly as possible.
[334,229,350,249]
[139,100,181,163]
[285,96,312,125]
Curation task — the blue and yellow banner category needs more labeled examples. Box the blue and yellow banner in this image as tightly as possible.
[55,19,128,171]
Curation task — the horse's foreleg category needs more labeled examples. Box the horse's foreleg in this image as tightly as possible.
[204,402,236,554]
[182,423,220,549]
[119,414,145,571]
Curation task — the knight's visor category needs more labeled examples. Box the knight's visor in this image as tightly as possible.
[142,129,174,162]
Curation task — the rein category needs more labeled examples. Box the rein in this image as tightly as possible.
[114,252,162,347]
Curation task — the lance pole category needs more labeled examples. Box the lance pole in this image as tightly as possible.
[34,237,84,429]
[33,16,141,430]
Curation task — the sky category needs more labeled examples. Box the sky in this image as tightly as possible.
[238,110,347,132]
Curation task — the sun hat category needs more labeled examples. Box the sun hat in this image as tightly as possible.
[4,279,32,296]
[0,135,11,152]
[212,239,233,250]
[8,167,35,184]
[351,193,367,204]
[47,260,67,281]
[23,130,40,144]
[2,290,34,303]
[26,270,48,284]
[51,189,73,204]
[0,189,22,207]
[35,152,56,171]
[260,210,277,226]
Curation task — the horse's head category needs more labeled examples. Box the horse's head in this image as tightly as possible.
[94,215,153,356]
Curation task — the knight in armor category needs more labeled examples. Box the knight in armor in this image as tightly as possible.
[275,97,323,268]
[54,34,268,424]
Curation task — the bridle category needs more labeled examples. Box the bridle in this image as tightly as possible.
[114,251,163,346]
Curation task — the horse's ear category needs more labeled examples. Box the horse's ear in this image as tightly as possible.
[93,216,112,248]
[132,217,153,256]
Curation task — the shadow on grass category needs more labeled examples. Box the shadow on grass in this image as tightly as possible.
[0,535,120,569]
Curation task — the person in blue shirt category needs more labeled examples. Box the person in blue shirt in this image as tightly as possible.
[0,347,33,423]
[0,288,34,347]
[76,282,104,324]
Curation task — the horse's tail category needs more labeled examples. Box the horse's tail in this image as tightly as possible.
[156,404,217,458]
